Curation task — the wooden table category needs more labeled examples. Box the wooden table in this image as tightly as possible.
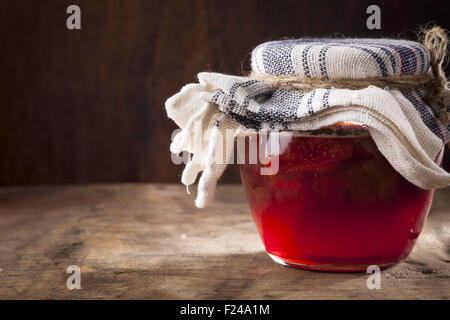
[0,184,448,299]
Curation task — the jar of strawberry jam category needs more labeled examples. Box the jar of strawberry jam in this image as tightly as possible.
[239,123,443,271]
[166,32,450,272]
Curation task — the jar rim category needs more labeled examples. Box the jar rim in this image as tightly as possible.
[236,122,370,138]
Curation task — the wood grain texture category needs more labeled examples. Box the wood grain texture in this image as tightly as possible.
[0,184,448,299]
[0,0,449,185]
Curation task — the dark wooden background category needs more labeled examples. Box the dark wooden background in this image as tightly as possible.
[0,0,449,185]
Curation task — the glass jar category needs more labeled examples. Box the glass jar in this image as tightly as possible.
[239,123,442,272]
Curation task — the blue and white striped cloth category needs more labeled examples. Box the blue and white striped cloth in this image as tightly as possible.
[252,38,430,78]
[166,38,450,208]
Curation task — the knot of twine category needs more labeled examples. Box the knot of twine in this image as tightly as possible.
[250,27,450,125]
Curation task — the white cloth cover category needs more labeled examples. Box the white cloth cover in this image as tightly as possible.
[166,38,450,208]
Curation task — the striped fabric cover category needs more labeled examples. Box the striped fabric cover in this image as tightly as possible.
[206,39,450,144]
[251,38,430,78]
[166,38,450,208]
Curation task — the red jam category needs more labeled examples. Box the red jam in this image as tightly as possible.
[239,127,438,271]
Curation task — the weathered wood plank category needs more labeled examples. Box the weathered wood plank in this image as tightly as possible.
[1,0,450,186]
[0,184,448,299]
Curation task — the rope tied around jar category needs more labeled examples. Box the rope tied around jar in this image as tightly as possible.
[250,26,450,125]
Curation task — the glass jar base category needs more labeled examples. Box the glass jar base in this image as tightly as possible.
[267,253,397,272]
